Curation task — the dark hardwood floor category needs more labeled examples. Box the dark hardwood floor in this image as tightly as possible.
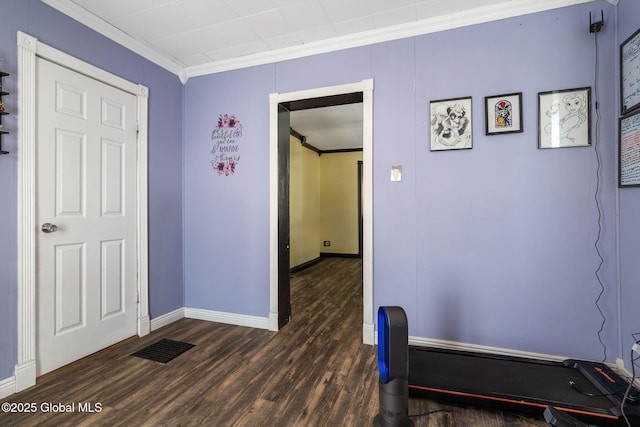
[0,257,546,426]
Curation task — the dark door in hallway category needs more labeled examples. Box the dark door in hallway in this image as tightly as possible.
[278,103,291,329]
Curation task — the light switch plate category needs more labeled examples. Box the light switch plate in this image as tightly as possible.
[391,165,402,182]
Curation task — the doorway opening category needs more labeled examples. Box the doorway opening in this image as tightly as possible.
[268,80,374,344]
[288,105,363,334]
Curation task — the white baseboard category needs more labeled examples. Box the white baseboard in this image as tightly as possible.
[0,376,15,400]
[150,308,185,331]
[14,361,36,393]
[363,322,375,345]
[138,315,151,336]
[372,331,571,362]
[185,307,269,330]
[150,307,272,332]
[268,312,279,331]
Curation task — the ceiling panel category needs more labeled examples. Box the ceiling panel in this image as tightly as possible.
[221,0,278,17]
[242,9,292,40]
[365,0,416,14]
[264,33,304,51]
[71,0,179,20]
[318,0,371,23]
[372,5,417,28]
[205,40,271,62]
[277,1,332,32]
[296,25,339,45]
[113,1,237,43]
[333,15,376,37]
[156,19,259,59]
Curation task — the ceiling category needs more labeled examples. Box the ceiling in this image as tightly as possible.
[41,0,602,151]
[43,0,598,80]
[291,103,363,151]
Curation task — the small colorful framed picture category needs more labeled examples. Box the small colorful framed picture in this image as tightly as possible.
[430,96,472,151]
[484,92,523,135]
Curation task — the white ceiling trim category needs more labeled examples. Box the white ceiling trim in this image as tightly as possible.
[42,0,597,83]
[41,0,187,80]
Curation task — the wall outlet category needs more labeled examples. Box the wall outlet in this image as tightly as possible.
[323,241,331,247]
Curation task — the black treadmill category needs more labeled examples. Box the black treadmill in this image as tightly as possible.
[408,346,640,426]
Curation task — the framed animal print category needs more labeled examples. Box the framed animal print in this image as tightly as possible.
[538,87,591,149]
[430,96,472,151]
[485,93,523,135]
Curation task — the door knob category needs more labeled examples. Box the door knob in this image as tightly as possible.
[41,223,58,233]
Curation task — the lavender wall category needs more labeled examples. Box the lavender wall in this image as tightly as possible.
[617,0,640,367]
[411,10,618,359]
[184,1,622,361]
[183,66,275,314]
[0,1,20,382]
[0,0,184,380]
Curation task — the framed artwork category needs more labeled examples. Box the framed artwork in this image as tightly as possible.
[430,96,472,151]
[538,87,591,149]
[621,27,640,114]
[485,92,523,135]
[619,109,640,187]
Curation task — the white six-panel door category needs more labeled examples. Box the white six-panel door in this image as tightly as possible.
[36,57,138,375]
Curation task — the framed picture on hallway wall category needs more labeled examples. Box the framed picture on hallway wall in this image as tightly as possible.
[484,92,523,135]
[538,87,591,149]
[621,27,640,114]
[619,109,640,187]
[430,96,472,151]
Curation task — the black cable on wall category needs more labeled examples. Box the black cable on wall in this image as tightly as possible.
[590,18,607,364]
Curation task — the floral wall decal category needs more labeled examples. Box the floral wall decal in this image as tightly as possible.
[211,114,243,176]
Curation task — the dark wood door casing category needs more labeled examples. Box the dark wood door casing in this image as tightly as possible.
[277,103,291,328]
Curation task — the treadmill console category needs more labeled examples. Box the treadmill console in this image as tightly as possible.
[564,359,640,405]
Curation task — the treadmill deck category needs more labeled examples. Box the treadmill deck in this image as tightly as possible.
[408,346,638,426]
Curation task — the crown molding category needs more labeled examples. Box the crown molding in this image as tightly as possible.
[40,0,186,79]
[42,0,597,82]
[184,0,596,77]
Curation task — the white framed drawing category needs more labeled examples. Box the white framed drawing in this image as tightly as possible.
[538,87,591,149]
[430,96,472,151]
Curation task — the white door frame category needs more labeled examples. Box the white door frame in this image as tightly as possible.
[15,31,149,392]
[268,79,374,344]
